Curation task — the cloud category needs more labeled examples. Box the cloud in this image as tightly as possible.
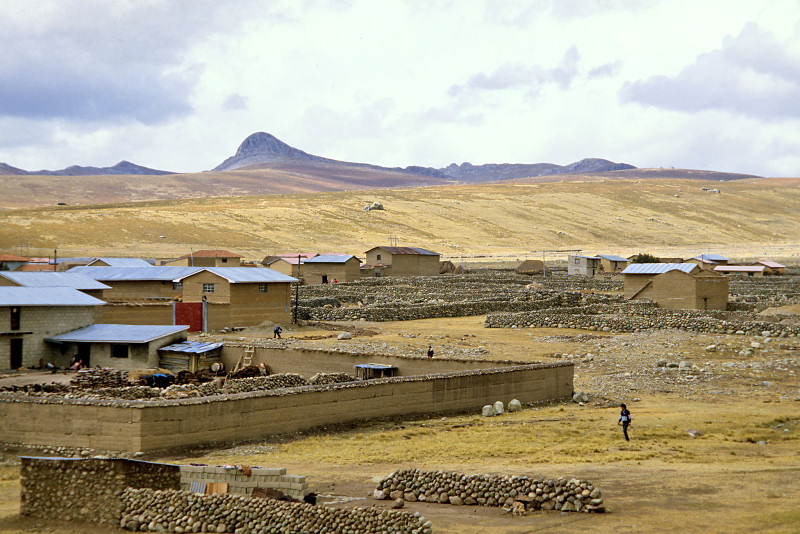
[448,46,581,96]
[222,94,249,111]
[619,23,800,120]
[588,61,621,79]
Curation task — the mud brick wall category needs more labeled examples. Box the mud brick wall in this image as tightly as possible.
[179,465,308,499]
[20,457,180,525]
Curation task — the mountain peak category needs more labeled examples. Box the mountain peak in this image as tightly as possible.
[213,132,321,171]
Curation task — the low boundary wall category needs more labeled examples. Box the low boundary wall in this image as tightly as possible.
[0,362,573,453]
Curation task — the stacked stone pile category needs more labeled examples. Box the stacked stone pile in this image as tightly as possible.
[223,373,308,394]
[120,488,431,533]
[71,367,128,388]
[308,372,355,385]
[374,469,604,513]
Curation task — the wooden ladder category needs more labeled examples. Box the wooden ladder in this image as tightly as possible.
[232,346,255,374]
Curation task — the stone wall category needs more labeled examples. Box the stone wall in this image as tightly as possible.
[20,457,180,525]
[120,488,430,533]
[0,362,573,453]
[374,468,605,513]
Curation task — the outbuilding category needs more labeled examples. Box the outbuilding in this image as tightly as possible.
[0,271,111,299]
[301,255,361,284]
[86,257,153,268]
[621,263,700,301]
[755,260,786,275]
[363,247,440,277]
[567,255,601,276]
[713,265,766,277]
[165,250,242,268]
[597,254,630,274]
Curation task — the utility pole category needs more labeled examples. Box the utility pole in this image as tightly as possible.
[293,254,301,324]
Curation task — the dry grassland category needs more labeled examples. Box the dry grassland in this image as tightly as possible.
[2,178,799,262]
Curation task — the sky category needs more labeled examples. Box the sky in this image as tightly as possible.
[1,0,799,177]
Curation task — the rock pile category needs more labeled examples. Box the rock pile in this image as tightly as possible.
[308,372,355,385]
[121,488,431,533]
[374,469,604,513]
[71,367,128,388]
[223,373,308,394]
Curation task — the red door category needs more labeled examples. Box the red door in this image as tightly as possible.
[174,302,204,332]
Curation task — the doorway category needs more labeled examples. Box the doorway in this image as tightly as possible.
[77,343,91,367]
[10,338,23,369]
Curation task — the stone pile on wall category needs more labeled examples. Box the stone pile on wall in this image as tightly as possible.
[121,488,432,533]
[71,367,128,388]
[20,457,180,526]
[308,372,355,385]
[374,469,604,513]
[222,373,309,394]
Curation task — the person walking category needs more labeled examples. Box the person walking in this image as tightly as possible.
[427,345,434,358]
[618,403,631,441]
[273,325,282,339]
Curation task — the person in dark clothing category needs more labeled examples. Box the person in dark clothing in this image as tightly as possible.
[427,345,434,358]
[273,325,282,339]
[618,403,631,441]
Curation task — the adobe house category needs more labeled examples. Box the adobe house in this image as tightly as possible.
[46,324,188,370]
[713,265,766,277]
[755,260,786,275]
[363,247,440,277]
[597,254,629,274]
[0,254,30,272]
[621,263,700,301]
[165,250,242,268]
[86,257,153,268]
[650,269,729,310]
[515,259,544,275]
[261,257,294,277]
[686,253,729,271]
[567,255,601,276]
[0,287,103,370]
[68,266,197,301]
[55,257,94,271]
[301,255,361,284]
[0,271,111,299]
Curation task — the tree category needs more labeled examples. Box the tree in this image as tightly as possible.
[630,253,659,263]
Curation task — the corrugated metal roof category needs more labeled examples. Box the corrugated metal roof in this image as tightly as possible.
[0,272,111,290]
[69,266,201,281]
[621,263,698,275]
[694,253,728,261]
[158,340,224,354]
[193,267,297,283]
[55,257,94,264]
[573,255,601,260]
[367,246,439,256]
[597,254,629,262]
[303,255,359,264]
[757,260,785,268]
[46,324,188,343]
[87,258,154,267]
[0,287,105,307]
[713,265,765,272]
[179,249,240,258]
[0,254,29,262]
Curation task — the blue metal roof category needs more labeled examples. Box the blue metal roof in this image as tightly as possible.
[158,340,224,354]
[55,257,94,264]
[597,254,628,262]
[0,287,105,307]
[621,263,698,275]
[196,267,297,283]
[573,255,601,260]
[303,255,359,264]
[0,272,111,290]
[46,324,188,343]
[69,266,201,281]
[87,258,154,267]
[694,253,729,261]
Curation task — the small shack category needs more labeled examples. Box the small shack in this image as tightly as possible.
[355,363,398,380]
[597,254,629,274]
[301,255,361,284]
[516,259,544,275]
[158,340,223,372]
[713,265,766,277]
[755,260,786,275]
[567,255,601,276]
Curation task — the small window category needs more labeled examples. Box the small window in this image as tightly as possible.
[10,306,20,330]
[376,254,382,261]
[259,283,267,293]
[574,258,579,264]
[173,281,183,291]
[203,283,215,293]
[221,258,228,263]
[111,344,129,358]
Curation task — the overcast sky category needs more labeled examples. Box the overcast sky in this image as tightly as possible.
[1,0,799,176]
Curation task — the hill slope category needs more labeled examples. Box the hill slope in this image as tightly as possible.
[2,178,798,261]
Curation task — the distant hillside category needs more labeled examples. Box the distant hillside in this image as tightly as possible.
[438,158,635,182]
[0,160,174,176]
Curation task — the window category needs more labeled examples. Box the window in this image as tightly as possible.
[111,344,129,358]
[173,281,183,291]
[10,306,20,330]
[221,258,228,263]
[376,254,382,261]
[259,283,267,293]
[574,258,580,264]
[203,283,215,293]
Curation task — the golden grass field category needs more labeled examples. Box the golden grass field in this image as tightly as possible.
[2,177,799,263]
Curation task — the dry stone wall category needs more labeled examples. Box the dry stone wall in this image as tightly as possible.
[120,488,432,533]
[20,457,180,526]
[374,469,604,513]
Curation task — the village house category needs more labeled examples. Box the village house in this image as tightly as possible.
[686,253,729,271]
[301,255,361,284]
[55,257,95,271]
[45,324,188,370]
[164,250,242,267]
[0,254,30,272]
[69,266,297,331]
[755,260,786,275]
[363,247,441,277]
[86,257,153,268]
[261,253,318,277]
[713,265,766,277]
[0,271,111,299]
[621,263,728,310]
[567,255,601,276]
[0,287,104,370]
[596,254,630,273]
[621,263,699,300]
